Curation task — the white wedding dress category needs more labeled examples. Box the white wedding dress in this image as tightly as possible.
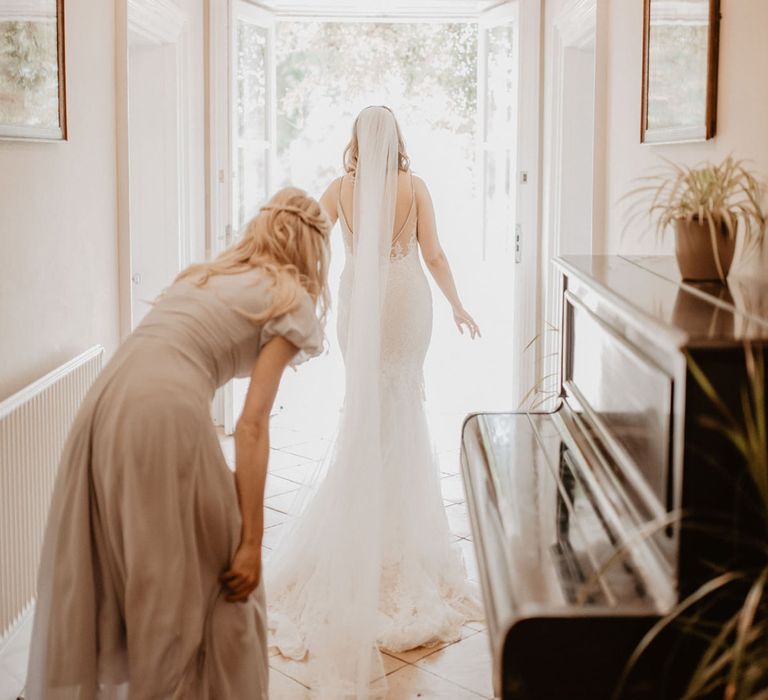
[266,108,482,699]
[336,174,482,650]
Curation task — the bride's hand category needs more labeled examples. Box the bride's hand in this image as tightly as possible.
[453,307,481,339]
[221,542,262,603]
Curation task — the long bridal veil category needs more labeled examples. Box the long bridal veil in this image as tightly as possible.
[267,107,399,699]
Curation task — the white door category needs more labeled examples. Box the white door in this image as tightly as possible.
[128,42,182,328]
[478,0,541,407]
[215,1,276,434]
[231,3,276,233]
[479,2,519,263]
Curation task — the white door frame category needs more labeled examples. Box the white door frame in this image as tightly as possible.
[207,0,232,263]
[207,0,232,429]
[209,0,277,433]
[540,0,597,408]
[478,0,542,406]
[229,1,277,234]
[116,0,192,339]
[478,1,519,263]
[205,0,543,418]
[514,0,543,408]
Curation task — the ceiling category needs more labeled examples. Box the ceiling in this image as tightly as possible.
[255,0,503,19]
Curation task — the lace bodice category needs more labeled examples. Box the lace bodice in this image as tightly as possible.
[336,173,431,396]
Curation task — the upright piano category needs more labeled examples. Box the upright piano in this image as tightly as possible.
[461,255,768,699]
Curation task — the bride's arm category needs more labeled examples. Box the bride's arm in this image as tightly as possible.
[415,176,480,339]
[319,177,342,228]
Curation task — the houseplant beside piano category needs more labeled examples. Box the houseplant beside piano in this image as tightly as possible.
[624,156,766,283]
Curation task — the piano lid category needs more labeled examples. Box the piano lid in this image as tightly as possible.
[555,255,768,348]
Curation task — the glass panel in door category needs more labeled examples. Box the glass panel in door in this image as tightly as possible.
[482,15,518,260]
[234,16,270,231]
[219,4,274,434]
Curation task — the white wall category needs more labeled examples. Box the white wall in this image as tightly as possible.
[0,0,120,400]
[0,0,208,401]
[599,0,768,277]
[558,46,595,255]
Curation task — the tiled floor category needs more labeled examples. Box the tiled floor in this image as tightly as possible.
[218,407,494,700]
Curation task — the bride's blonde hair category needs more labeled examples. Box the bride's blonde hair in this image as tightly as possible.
[175,187,331,324]
[343,106,410,174]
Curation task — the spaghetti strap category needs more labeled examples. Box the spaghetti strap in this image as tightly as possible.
[337,175,353,234]
[392,174,417,245]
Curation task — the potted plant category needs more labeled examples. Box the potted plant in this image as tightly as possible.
[625,157,766,283]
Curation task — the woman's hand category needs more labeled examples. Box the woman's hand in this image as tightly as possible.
[453,307,481,339]
[221,542,262,603]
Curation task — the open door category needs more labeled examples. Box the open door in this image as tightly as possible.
[127,2,188,330]
[479,2,519,263]
[230,2,277,233]
[213,0,276,434]
[477,0,541,407]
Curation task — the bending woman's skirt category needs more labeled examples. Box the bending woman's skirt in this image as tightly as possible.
[25,341,268,700]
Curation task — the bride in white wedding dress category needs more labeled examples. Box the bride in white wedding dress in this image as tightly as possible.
[267,106,483,698]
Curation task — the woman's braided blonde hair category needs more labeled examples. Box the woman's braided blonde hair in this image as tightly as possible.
[175,187,331,324]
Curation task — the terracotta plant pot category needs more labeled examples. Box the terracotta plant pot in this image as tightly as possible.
[674,218,737,282]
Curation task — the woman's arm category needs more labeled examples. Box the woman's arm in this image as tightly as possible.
[220,335,298,602]
[414,176,480,339]
[319,177,342,228]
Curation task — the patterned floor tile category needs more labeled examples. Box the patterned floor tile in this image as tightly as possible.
[444,502,473,539]
[281,439,332,462]
[265,474,300,498]
[384,663,487,699]
[415,631,493,699]
[440,474,467,503]
[269,667,311,698]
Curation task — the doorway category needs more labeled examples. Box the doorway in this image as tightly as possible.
[214,0,541,444]
[125,1,191,329]
[540,0,597,410]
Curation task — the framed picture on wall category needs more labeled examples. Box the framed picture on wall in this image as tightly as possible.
[0,0,67,141]
[641,0,720,144]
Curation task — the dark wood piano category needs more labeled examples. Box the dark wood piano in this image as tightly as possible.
[461,255,768,700]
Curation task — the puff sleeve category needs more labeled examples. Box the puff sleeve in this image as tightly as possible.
[259,292,325,367]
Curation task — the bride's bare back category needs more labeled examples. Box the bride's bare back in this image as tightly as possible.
[338,170,414,236]
[321,170,442,263]
[319,171,479,337]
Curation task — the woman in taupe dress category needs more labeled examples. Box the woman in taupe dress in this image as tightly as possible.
[26,188,331,699]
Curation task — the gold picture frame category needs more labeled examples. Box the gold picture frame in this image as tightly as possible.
[0,0,67,141]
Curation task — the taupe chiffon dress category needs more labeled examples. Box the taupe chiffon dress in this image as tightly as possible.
[26,270,324,700]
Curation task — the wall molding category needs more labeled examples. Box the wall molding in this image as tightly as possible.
[254,0,497,18]
[128,0,185,45]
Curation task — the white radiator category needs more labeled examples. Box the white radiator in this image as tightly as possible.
[0,346,103,643]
